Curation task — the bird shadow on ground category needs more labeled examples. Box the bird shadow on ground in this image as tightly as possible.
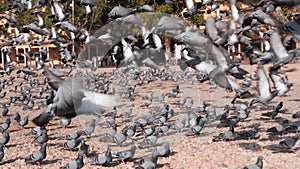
[289,99,300,102]
[263,144,300,153]
[239,123,261,129]
[5,143,21,148]
[259,134,283,142]
[0,157,20,165]
[42,159,59,165]
[238,142,262,151]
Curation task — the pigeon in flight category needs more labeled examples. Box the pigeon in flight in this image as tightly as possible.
[33,67,117,125]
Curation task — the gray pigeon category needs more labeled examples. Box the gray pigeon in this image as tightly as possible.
[18,115,29,128]
[62,139,82,150]
[79,140,89,156]
[0,145,4,161]
[244,156,264,169]
[33,130,48,145]
[83,119,96,137]
[33,67,117,124]
[24,143,47,165]
[90,147,112,166]
[60,130,83,140]
[113,146,137,163]
[59,118,72,128]
[250,63,278,106]
[1,104,8,117]
[0,117,10,132]
[212,126,235,142]
[155,142,170,157]
[137,153,158,169]
[60,154,84,169]
[279,134,299,150]
[0,131,10,145]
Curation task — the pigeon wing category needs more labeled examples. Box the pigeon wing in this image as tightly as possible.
[257,64,271,99]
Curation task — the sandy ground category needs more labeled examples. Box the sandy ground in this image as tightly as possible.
[0,62,300,169]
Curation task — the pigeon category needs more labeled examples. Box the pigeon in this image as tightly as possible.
[24,143,47,165]
[238,126,260,140]
[154,142,170,157]
[269,71,293,96]
[59,118,72,128]
[12,112,21,122]
[33,130,48,145]
[261,102,283,119]
[267,119,289,134]
[33,67,117,124]
[139,135,158,148]
[213,126,235,142]
[137,153,158,169]
[293,111,300,118]
[0,131,10,145]
[60,130,83,140]
[0,117,10,132]
[60,154,84,169]
[1,104,8,117]
[18,115,29,128]
[78,139,89,157]
[90,146,112,166]
[189,117,207,135]
[112,132,127,146]
[83,119,97,137]
[250,63,278,106]
[0,145,4,161]
[279,134,300,150]
[244,156,264,169]
[113,146,137,163]
[62,139,82,150]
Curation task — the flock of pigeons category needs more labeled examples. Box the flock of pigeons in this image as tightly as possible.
[0,0,300,168]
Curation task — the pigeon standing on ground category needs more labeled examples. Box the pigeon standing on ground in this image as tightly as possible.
[24,143,47,165]
[18,115,29,128]
[60,153,84,169]
[62,139,82,150]
[0,145,4,161]
[59,118,72,128]
[113,146,137,163]
[0,131,10,145]
[90,146,112,166]
[0,117,10,132]
[262,102,283,119]
[212,126,235,141]
[279,133,300,150]
[244,156,264,169]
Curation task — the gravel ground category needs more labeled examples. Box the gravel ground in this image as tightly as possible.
[0,62,300,169]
